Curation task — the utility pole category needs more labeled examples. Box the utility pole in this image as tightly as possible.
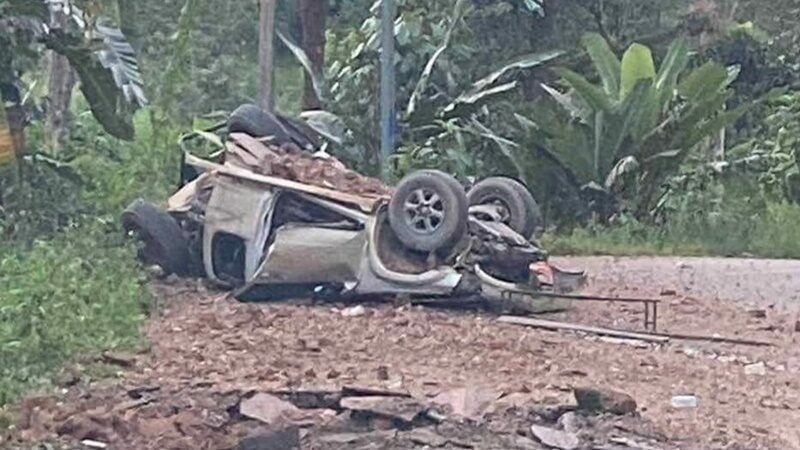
[259,0,277,112]
[379,0,396,180]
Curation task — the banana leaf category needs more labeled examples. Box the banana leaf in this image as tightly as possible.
[556,68,612,112]
[96,23,147,106]
[540,83,591,123]
[468,50,564,95]
[406,0,466,117]
[278,30,328,106]
[582,33,620,99]
[619,43,656,99]
[678,62,727,101]
[655,37,689,107]
[46,31,137,140]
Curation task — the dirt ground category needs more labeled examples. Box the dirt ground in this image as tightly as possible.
[5,256,800,449]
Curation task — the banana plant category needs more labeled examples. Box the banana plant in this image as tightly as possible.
[282,0,562,176]
[0,0,146,166]
[524,32,746,218]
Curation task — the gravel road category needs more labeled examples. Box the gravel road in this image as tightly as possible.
[6,256,800,449]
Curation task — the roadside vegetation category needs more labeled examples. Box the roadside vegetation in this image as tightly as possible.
[3,0,800,405]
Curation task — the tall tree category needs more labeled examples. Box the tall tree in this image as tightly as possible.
[299,0,328,110]
[45,2,76,152]
[259,0,277,112]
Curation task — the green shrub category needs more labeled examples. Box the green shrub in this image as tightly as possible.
[0,225,149,404]
[0,105,174,405]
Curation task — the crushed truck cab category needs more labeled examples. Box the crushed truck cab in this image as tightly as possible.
[122,105,585,312]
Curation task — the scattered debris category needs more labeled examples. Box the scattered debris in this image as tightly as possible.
[80,439,108,449]
[609,436,661,449]
[670,395,698,409]
[234,427,300,450]
[228,132,392,198]
[100,351,136,368]
[531,404,577,422]
[747,309,767,319]
[745,362,767,376]
[530,424,580,450]
[498,316,668,343]
[653,331,773,347]
[557,411,582,434]
[340,396,431,425]
[574,387,637,415]
[317,430,397,445]
[341,385,412,398]
[597,336,653,349]
[403,427,449,447]
[341,305,367,317]
[431,387,503,419]
[239,393,314,427]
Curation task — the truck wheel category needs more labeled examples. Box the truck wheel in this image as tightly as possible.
[228,103,289,140]
[121,199,191,275]
[389,171,468,252]
[467,177,542,239]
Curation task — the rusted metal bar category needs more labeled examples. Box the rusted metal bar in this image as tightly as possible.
[499,316,773,347]
[497,316,670,343]
[649,332,773,347]
[501,289,661,331]
[532,291,661,305]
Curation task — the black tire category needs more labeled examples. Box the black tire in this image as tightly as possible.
[121,199,191,275]
[467,177,542,239]
[228,104,290,140]
[228,104,318,150]
[416,169,468,249]
[389,171,468,252]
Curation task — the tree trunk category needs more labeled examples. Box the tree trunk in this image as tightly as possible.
[299,0,328,110]
[45,53,76,152]
[45,2,76,152]
[259,0,277,112]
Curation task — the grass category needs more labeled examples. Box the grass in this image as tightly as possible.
[0,227,150,404]
[0,107,172,405]
[543,202,800,259]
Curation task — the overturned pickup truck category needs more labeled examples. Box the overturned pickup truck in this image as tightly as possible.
[122,105,584,311]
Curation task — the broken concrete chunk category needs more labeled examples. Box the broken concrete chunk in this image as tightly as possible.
[744,362,767,376]
[531,404,576,422]
[403,427,449,447]
[340,396,428,423]
[235,427,300,450]
[239,393,314,426]
[530,424,580,450]
[574,387,637,415]
[318,430,397,445]
[431,387,503,419]
[341,305,366,317]
[557,411,581,434]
